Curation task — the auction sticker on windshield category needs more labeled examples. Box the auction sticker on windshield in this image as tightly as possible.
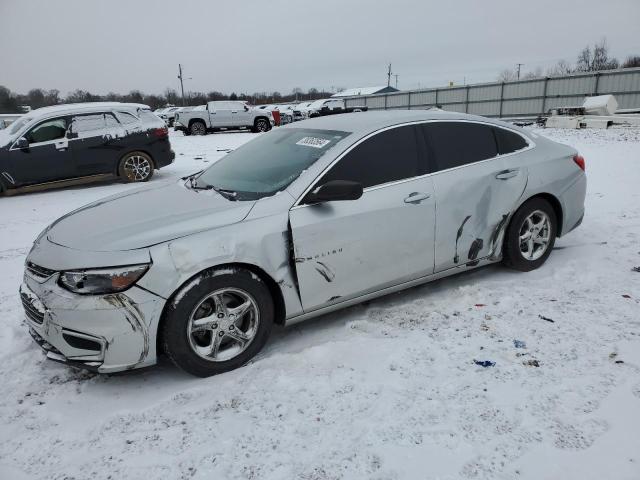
[296,137,331,148]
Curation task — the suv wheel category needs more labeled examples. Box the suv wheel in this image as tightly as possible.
[190,121,206,136]
[503,198,557,271]
[254,118,269,133]
[118,151,155,183]
[161,268,274,377]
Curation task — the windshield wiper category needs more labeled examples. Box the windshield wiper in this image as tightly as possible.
[186,175,213,191]
[212,186,238,200]
[187,176,238,200]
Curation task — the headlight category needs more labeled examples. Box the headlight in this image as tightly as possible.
[58,264,150,295]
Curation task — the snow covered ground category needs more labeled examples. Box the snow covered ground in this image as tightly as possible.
[1,127,639,480]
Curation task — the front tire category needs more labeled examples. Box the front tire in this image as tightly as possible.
[161,268,274,377]
[253,118,269,133]
[190,121,207,136]
[118,151,154,183]
[503,197,557,271]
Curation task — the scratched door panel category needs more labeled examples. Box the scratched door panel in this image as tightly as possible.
[289,176,436,312]
[431,158,528,272]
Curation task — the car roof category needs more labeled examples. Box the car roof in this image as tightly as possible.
[27,102,151,119]
[284,109,527,137]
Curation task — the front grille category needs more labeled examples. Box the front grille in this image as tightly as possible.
[26,262,56,281]
[21,291,45,324]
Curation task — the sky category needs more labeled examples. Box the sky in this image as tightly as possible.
[1,0,639,97]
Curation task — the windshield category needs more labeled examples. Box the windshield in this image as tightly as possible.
[194,128,350,200]
[7,116,33,136]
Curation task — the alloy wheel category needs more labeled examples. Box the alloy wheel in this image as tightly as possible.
[123,155,152,181]
[186,288,260,362]
[191,122,205,135]
[256,119,268,132]
[519,210,551,261]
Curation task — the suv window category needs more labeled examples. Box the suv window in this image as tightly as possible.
[26,118,68,144]
[494,127,528,155]
[115,111,138,124]
[70,114,106,135]
[321,125,422,189]
[421,122,497,172]
[105,113,120,128]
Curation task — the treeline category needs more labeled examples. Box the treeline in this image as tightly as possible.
[0,86,337,114]
[498,39,640,82]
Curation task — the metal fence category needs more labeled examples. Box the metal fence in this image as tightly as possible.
[343,67,640,118]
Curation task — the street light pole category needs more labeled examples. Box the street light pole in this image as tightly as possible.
[178,64,186,106]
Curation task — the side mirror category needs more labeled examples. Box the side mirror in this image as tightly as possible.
[15,137,29,149]
[304,180,363,204]
[244,105,249,111]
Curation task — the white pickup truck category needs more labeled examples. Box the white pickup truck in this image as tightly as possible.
[174,101,274,135]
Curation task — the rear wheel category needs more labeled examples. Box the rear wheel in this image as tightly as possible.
[161,268,274,377]
[118,151,154,183]
[190,121,206,136]
[503,198,557,271]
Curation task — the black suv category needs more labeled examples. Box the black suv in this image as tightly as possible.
[0,102,175,194]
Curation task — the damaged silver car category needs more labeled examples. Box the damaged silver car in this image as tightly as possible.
[21,111,586,377]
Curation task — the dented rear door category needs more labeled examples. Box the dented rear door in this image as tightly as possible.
[420,121,528,272]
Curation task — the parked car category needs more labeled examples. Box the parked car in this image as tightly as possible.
[307,98,368,118]
[275,105,295,124]
[295,101,314,119]
[157,106,181,127]
[0,102,174,194]
[174,101,274,135]
[20,110,586,377]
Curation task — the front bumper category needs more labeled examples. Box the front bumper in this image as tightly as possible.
[20,270,165,373]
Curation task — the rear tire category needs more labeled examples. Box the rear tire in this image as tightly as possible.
[190,121,206,136]
[161,268,274,377]
[503,198,557,272]
[118,151,155,183]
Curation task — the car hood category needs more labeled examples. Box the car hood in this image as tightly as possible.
[46,181,256,252]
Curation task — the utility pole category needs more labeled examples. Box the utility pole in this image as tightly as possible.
[516,63,524,80]
[387,63,392,87]
[177,64,186,106]
[394,74,399,89]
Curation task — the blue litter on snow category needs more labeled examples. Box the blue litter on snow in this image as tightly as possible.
[474,360,496,368]
[513,340,527,349]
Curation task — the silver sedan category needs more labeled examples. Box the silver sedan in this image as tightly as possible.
[21,110,586,377]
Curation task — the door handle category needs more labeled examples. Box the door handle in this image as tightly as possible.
[495,169,519,180]
[231,111,238,113]
[404,192,431,204]
[55,141,68,151]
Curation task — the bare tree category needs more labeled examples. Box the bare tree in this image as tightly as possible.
[576,39,619,72]
[497,69,517,82]
[522,67,543,80]
[547,59,573,76]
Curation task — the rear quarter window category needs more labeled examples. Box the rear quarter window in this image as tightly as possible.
[115,111,139,125]
[494,127,529,155]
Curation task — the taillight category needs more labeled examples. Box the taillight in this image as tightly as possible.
[573,154,585,171]
[152,127,168,138]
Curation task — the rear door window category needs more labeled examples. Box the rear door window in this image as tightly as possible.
[70,114,106,137]
[421,122,498,172]
[321,125,423,189]
[494,127,529,155]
